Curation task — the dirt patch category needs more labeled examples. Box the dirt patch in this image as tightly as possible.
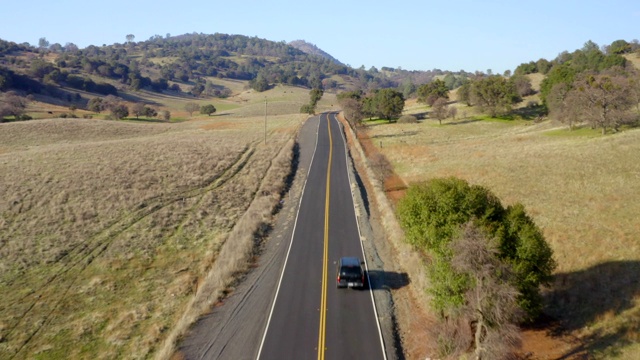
[518,328,581,359]
[200,121,236,130]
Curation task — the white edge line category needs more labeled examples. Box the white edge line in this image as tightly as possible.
[255,114,323,360]
[336,113,388,360]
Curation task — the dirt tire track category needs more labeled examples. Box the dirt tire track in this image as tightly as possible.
[3,145,258,358]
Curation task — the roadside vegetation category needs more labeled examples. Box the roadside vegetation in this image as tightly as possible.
[340,39,640,359]
[396,178,555,358]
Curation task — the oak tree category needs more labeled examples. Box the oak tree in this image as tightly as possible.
[200,104,216,116]
[417,78,449,106]
[572,70,636,134]
[470,76,520,117]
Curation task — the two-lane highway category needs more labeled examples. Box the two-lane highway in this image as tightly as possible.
[257,113,385,360]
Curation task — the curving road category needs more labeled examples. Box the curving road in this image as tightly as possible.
[178,113,386,360]
[257,112,385,360]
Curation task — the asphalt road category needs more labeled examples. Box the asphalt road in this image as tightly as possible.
[257,112,385,360]
[177,113,386,360]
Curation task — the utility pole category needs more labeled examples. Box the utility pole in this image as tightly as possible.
[264,97,267,144]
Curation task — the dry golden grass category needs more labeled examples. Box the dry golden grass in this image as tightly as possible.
[365,116,640,358]
[0,105,304,358]
[624,53,640,71]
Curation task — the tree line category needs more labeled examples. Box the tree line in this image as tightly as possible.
[337,88,406,126]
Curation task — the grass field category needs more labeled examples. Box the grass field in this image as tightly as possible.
[364,100,640,358]
[0,83,310,358]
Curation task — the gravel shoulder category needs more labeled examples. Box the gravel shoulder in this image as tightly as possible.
[176,115,319,359]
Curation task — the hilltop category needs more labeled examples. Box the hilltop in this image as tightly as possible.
[0,32,472,121]
[288,39,343,65]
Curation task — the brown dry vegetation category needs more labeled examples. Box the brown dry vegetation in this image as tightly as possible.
[0,87,307,359]
[363,100,640,358]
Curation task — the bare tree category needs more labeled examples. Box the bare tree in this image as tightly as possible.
[511,75,535,97]
[548,83,581,130]
[102,95,120,111]
[160,110,171,121]
[431,97,449,125]
[184,102,200,117]
[448,106,458,120]
[450,222,522,360]
[131,102,145,119]
[341,97,364,128]
[0,91,28,120]
[573,71,635,134]
[369,153,393,183]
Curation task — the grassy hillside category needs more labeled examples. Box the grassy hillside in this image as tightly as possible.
[0,84,311,359]
[365,96,640,358]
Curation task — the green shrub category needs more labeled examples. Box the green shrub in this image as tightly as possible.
[396,177,555,320]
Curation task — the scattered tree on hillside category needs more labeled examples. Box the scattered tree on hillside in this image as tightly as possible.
[310,88,324,105]
[250,72,269,92]
[548,83,578,130]
[572,70,636,134]
[457,81,472,106]
[126,34,135,43]
[443,73,467,90]
[417,78,449,106]
[337,90,365,128]
[160,110,171,121]
[342,97,364,127]
[372,88,405,120]
[510,74,534,97]
[200,104,216,116]
[190,80,205,97]
[470,76,520,117]
[29,58,55,79]
[431,97,449,125]
[300,88,324,115]
[448,106,458,120]
[540,63,577,104]
[102,95,120,111]
[131,102,146,119]
[87,97,105,113]
[64,42,78,53]
[143,106,157,118]
[607,39,632,54]
[38,37,49,49]
[184,102,200,116]
[0,91,28,121]
[300,103,315,114]
[111,104,129,120]
[399,79,417,98]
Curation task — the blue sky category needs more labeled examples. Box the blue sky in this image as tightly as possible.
[1,0,638,74]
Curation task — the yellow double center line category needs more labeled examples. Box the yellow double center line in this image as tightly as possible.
[317,114,332,360]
